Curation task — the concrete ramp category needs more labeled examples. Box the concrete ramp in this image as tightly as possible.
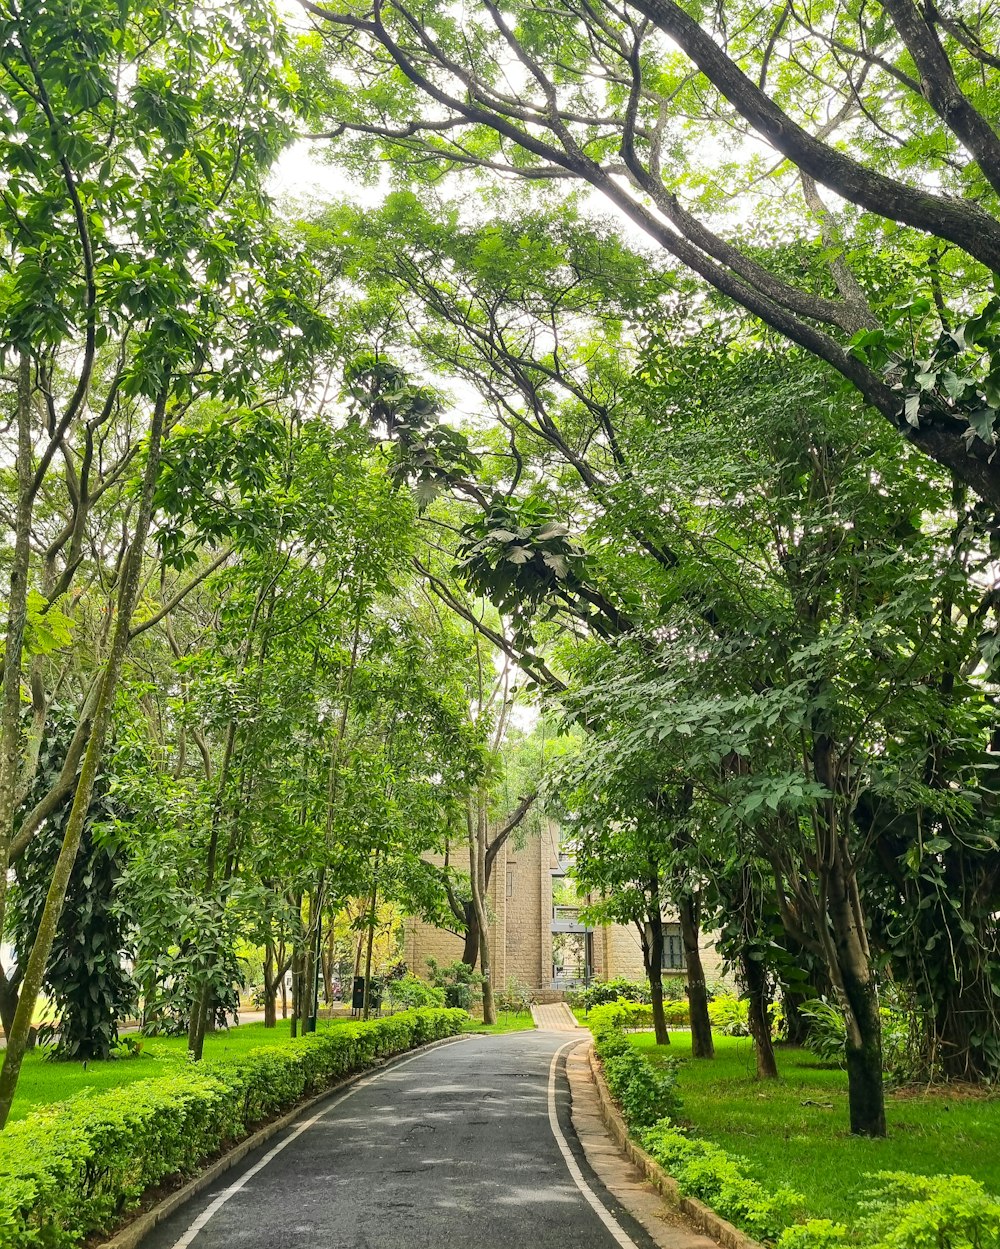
[531,1001,584,1031]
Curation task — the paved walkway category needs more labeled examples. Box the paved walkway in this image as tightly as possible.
[566,1045,718,1249]
[531,1002,585,1031]
[138,1032,686,1249]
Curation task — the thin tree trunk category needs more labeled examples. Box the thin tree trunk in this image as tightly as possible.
[469,793,495,1024]
[0,385,169,1129]
[290,941,302,1039]
[828,857,886,1136]
[186,718,236,1061]
[263,944,277,1028]
[461,900,480,970]
[362,853,379,1020]
[639,872,669,1045]
[679,894,715,1059]
[734,866,777,1077]
[0,355,35,955]
[811,723,886,1137]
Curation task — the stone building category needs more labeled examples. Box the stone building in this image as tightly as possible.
[403,820,726,997]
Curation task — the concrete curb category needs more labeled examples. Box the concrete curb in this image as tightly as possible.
[587,1043,765,1249]
[96,1032,470,1249]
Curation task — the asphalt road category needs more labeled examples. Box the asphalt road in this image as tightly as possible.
[140,1030,660,1249]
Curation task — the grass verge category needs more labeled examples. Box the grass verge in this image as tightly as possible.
[461,1010,535,1034]
[632,1031,1000,1231]
[11,1016,422,1121]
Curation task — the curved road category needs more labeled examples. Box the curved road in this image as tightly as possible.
[141,1030,659,1249]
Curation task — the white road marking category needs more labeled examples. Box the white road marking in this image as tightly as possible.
[167,1042,465,1248]
[547,1041,640,1249]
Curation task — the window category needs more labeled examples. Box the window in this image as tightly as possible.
[662,923,686,971]
[506,865,515,898]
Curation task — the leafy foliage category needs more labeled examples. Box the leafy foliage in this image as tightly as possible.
[10,719,135,1060]
[640,1121,804,1241]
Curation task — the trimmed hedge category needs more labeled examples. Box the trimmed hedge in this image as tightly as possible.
[776,1172,1000,1249]
[590,1001,683,1133]
[641,1120,803,1242]
[0,1007,466,1248]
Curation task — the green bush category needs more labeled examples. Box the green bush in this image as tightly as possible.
[707,995,750,1036]
[582,978,652,1008]
[640,1121,803,1242]
[591,1002,682,1130]
[426,959,482,1010]
[495,978,532,1014]
[385,974,446,1011]
[602,1049,681,1129]
[777,1220,850,1248]
[0,1007,466,1248]
[589,998,653,1037]
[862,1171,1000,1249]
[775,1172,1000,1249]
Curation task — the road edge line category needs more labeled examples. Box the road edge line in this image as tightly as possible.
[97,1033,471,1249]
[547,1039,641,1249]
[586,1043,765,1249]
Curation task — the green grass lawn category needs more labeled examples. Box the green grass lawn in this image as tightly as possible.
[461,1010,535,1035]
[631,1031,1000,1230]
[8,1009,532,1122]
[9,1016,366,1123]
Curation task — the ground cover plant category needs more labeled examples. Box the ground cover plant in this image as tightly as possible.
[632,1033,1000,1236]
[0,1008,465,1248]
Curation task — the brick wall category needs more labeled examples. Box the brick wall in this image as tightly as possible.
[403,820,729,991]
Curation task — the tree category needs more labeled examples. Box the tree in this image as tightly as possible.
[0,0,325,1123]
[9,713,135,1059]
[301,0,1000,504]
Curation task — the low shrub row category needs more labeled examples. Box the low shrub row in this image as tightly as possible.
[0,1007,466,1249]
[573,976,733,1012]
[590,1002,681,1130]
[590,1004,1000,1248]
[641,1120,803,1242]
[777,1172,1000,1249]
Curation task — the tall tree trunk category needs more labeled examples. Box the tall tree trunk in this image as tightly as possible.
[322,925,336,1005]
[734,865,777,1077]
[640,916,670,1046]
[0,355,35,968]
[263,944,277,1028]
[679,894,714,1059]
[187,718,237,1061]
[0,385,169,1128]
[469,793,495,1024]
[290,942,302,1039]
[812,724,886,1137]
[362,853,379,1021]
[828,855,886,1137]
[0,977,19,1038]
[740,949,778,1079]
[461,900,480,969]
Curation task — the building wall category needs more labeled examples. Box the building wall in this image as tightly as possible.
[403,821,728,991]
